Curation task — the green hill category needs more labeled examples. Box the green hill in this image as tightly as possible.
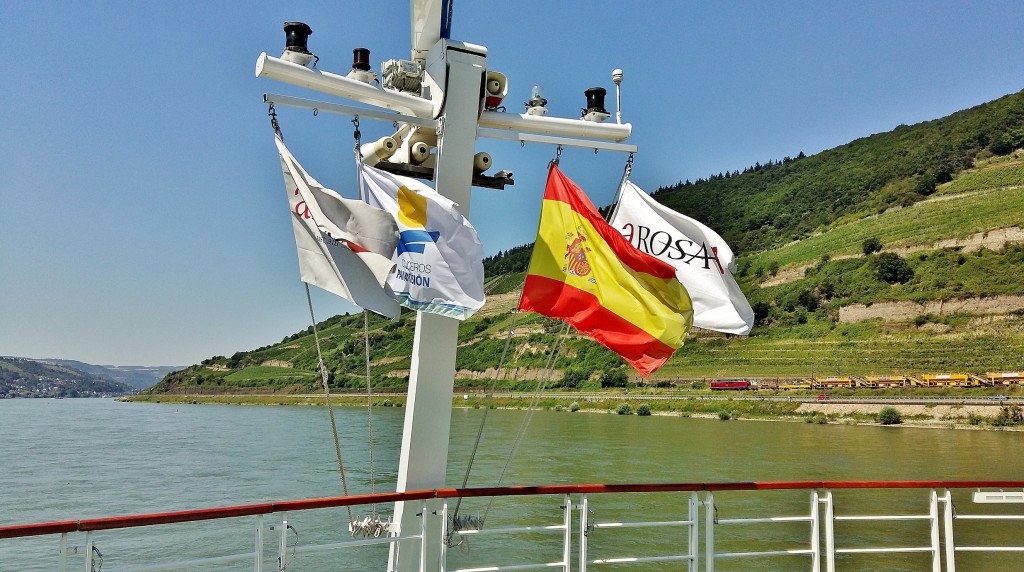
[1,357,135,398]
[654,90,1024,253]
[147,91,1024,394]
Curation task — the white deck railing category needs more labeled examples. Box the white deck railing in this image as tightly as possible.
[3,481,1024,571]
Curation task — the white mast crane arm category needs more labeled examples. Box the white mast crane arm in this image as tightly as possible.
[255,53,434,118]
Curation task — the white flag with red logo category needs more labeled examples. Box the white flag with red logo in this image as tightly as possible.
[276,136,401,318]
[610,179,754,335]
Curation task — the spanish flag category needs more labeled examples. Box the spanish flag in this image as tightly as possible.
[519,165,693,376]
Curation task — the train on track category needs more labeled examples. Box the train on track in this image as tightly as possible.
[708,372,1024,391]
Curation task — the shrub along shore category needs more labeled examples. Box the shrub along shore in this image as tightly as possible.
[124,392,1023,431]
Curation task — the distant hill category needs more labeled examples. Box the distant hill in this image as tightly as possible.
[37,359,179,390]
[0,357,135,398]
[146,89,1024,393]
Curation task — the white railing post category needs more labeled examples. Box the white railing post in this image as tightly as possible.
[419,500,428,572]
[940,490,956,572]
[810,490,821,572]
[579,495,589,572]
[820,490,835,572]
[439,502,448,572]
[278,517,289,571]
[929,491,941,572]
[59,532,69,572]
[689,492,699,572]
[562,495,572,572]
[255,514,263,572]
[83,531,93,572]
[704,492,715,572]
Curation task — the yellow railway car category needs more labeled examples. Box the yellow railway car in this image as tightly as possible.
[918,373,969,387]
[860,375,911,388]
[813,376,855,389]
[986,372,1024,386]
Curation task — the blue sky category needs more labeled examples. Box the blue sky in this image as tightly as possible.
[2,1,1021,366]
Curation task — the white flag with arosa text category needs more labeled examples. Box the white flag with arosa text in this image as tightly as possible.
[610,180,754,335]
[359,163,485,320]
[276,136,401,318]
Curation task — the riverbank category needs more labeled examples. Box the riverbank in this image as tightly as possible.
[124,393,1023,431]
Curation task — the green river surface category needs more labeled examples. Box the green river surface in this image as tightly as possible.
[2,398,1022,571]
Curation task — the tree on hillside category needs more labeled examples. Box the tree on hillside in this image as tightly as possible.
[562,367,591,389]
[862,237,883,255]
[751,301,772,326]
[876,252,914,284]
[991,128,1024,155]
[600,369,629,388]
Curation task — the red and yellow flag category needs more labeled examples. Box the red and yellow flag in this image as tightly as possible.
[519,165,693,376]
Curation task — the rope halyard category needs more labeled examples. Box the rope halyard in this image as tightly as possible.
[447,275,533,546]
[606,151,636,222]
[482,321,571,527]
[304,284,354,525]
[363,310,377,514]
[341,118,392,539]
[449,316,573,548]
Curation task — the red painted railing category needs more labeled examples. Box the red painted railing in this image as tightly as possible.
[3,480,1023,540]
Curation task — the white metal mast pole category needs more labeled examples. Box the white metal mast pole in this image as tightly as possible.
[389,39,488,572]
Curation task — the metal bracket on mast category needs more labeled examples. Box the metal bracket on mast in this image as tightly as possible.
[263,93,437,129]
[478,128,638,154]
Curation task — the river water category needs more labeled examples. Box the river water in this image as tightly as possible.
[1,398,1022,570]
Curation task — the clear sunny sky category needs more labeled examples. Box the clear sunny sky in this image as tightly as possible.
[1,1,1021,366]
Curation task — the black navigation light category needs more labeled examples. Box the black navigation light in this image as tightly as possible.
[582,87,610,122]
[282,22,314,66]
[584,87,608,114]
[352,48,371,72]
[347,47,376,83]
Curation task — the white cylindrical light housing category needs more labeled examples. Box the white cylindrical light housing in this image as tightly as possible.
[360,136,399,166]
[472,152,491,174]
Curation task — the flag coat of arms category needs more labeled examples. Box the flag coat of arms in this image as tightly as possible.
[610,180,754,335]
[519,164,694,376]
[276,136,401,318]
[359,163,485,320]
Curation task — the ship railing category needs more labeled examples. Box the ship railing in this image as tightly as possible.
[441,495,573,572]
[3,481,1024,571]
[578,491,700,570]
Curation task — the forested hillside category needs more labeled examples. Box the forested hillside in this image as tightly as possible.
[1,357,135,398]
[147,90,1024,394]
[653,90,1024,253]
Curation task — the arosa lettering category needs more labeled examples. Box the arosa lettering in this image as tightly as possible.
[293,188,312,220]
[619,223,725,274]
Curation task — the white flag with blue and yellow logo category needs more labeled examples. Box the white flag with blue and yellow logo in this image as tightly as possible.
[359,163,485,319]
